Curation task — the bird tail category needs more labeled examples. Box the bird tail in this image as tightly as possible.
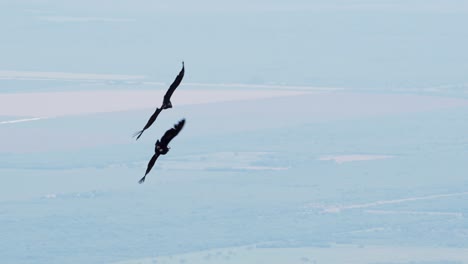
[138,175,146,184]
[133,130,144,140]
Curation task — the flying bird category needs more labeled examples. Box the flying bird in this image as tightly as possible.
[133,61,185,140]
[139,119,186,184]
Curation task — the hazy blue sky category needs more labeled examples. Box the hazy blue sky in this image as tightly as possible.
[2,2,468,263]
[1,0,467,88]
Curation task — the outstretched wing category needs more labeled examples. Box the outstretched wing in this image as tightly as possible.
[159,119,185,147]
[139,153,160,184]
[163,62,185,103]
[133,108,163,140]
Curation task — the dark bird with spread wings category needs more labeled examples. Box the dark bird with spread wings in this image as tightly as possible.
[133,62,185,140]
[139,119,186,184]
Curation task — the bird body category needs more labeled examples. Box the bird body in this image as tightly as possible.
[139,119,186,183]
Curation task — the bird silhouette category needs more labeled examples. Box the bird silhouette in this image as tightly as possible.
[139,119,186,184]
[134,62,185,140]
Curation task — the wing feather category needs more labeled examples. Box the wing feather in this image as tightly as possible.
[163,62,185,103]
[133,108,162,140]
[160,119,185,147]
[139,153,160,183]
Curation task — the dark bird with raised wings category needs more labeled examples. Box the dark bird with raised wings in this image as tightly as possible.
[139,119,186,184]
[134,62,185,140]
